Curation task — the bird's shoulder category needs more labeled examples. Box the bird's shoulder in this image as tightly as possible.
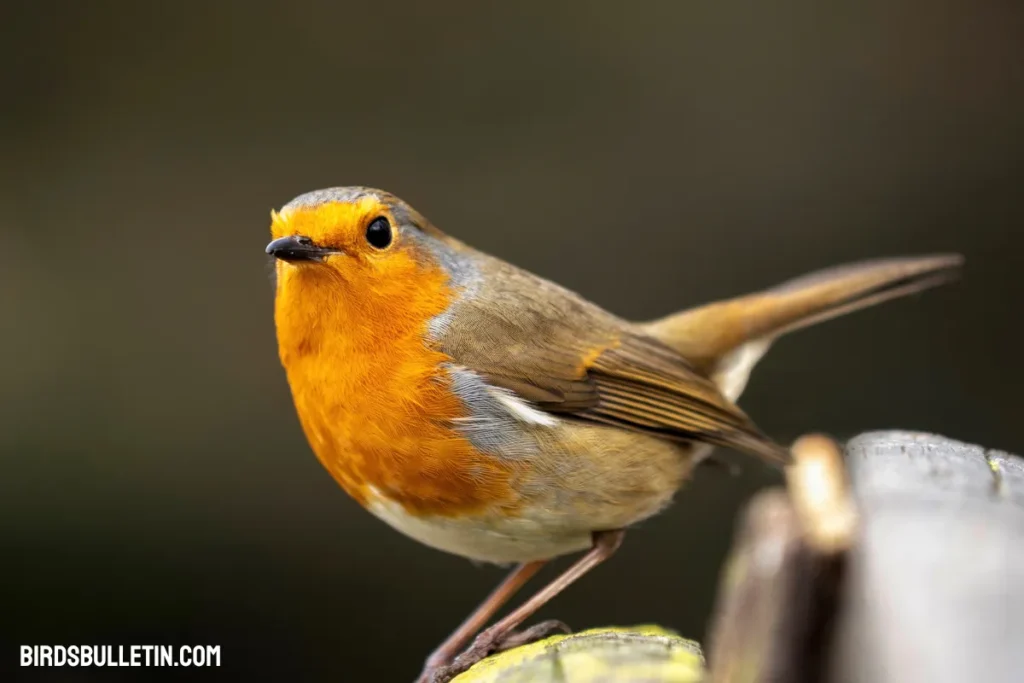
[429,248,626,408]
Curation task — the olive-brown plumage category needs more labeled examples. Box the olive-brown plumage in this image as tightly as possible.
[267,186,961,681]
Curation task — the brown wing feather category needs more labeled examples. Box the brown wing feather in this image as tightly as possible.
[434,249,788,465]
[583,336,788,463]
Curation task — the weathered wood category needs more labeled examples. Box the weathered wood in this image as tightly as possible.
[706,434,853,683]
[830,431,1024,683]
[704,490,814,682]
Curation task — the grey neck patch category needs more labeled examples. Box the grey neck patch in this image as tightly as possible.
[406,230,482,341]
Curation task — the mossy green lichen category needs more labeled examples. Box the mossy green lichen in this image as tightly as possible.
[453,625,704,683]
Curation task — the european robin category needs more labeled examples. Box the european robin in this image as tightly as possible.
[266,187,961,682]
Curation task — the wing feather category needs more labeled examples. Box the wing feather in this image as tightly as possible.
[432,249,788,464]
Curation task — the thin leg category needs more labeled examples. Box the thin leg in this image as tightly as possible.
[416,560,545,683]
[433,530,626,682]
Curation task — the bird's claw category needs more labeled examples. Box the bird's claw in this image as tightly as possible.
[422,620,571,683]
[491,619,571,653]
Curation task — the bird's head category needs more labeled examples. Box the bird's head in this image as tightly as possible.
[267,187,469,348]
[268,186,453,282]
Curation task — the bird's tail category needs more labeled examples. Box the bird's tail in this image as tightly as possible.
[640,254,963,402]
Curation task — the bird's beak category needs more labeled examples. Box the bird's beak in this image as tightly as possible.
[265,235,339,263]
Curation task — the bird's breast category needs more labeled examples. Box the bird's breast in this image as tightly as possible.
[284,348,526,517]
[275,272,524,519]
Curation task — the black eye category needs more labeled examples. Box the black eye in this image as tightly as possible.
[365,217,393,249]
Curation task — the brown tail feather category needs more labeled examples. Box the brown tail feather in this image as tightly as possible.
[641,254,962,401]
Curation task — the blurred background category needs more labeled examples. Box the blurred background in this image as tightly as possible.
[2,0,1022,680]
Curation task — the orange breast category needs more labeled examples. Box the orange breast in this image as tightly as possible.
[273,258,519,518]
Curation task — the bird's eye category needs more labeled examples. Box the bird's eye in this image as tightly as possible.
[365,217,393,249]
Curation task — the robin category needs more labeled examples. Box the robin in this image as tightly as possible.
[265,187,960,682]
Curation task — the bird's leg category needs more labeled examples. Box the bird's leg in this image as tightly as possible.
[430,530,626,683]
[416,560,545,683]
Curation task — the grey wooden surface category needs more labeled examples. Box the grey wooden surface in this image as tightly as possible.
[831,431,1024,683]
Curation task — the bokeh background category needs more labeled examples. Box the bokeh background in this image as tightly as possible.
[2,1,1022,680]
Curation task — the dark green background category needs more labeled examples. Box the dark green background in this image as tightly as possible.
[2,1,1021,680]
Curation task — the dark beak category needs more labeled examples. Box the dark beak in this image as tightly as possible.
[265,235,338,263]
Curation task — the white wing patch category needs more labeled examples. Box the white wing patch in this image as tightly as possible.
[491,387,559,427]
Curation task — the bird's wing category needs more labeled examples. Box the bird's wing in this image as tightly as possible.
[433,255,788,465]
[582,333,788,463]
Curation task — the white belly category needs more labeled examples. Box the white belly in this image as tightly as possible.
[365,488,592,564]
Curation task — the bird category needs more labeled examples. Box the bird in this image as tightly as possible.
[265,186,961,682]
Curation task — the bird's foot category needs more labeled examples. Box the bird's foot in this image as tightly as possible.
[491,619,571,654]
[422,620,571,683]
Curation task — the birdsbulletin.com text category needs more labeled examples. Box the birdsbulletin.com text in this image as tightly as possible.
[21,645,221,667]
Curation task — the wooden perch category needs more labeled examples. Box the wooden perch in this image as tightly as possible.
[450,431,1024,683]
[706,433,853,683]
[451,626,703,683]
[829,431,1024,683]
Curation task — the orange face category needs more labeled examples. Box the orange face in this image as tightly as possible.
[269,194,426,298]
[267,189,519,517]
